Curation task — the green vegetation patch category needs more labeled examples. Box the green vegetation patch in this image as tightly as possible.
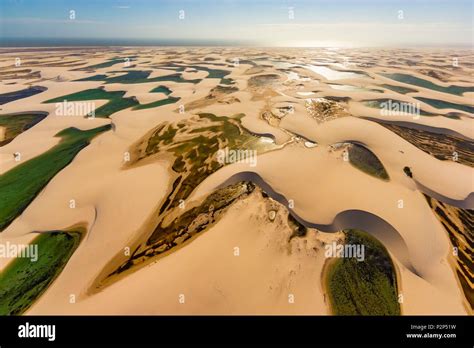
[153,63,232,84]
[0,112,48,146]
[0,124,111,232]
[150,85,172,95]
[348,143,390,180]
[75,70,201,85]
[136,113,276,218]
[0,230,83,315]
[133,96,180,110]
[326,229,400,315]
[195,66,232,84]
[75,57,134,71]
[101,114,279,281]
[43,88,138,118]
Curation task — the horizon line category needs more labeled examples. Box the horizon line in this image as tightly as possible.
[0,37,473,49]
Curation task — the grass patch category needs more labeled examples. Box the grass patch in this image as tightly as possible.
[153,63,231,84]
[150,85,172,95]
[44,86,182,113]
[348,143,389,180]
[101,113,280,281]
[43,88,138,118]
[0,229,83,315]
[0,124,111,232]
[194,66,232,84]
[76,70,201,84]
[326,229,400,315]
[0,112,48,146]
[138,113,275,216]
[133,96,180,110]
[75,57,133,71]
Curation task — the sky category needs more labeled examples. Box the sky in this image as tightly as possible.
[0,0,472,47]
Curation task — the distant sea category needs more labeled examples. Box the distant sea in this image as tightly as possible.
[1,37,470,49]
[0,37,255,47]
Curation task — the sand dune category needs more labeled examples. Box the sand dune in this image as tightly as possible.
[0,47,471,315]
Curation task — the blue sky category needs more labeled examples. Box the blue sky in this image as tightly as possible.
[0,0,472,46]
